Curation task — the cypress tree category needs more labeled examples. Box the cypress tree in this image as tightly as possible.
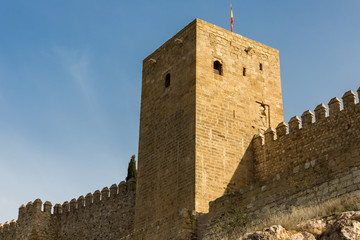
[126,155,137,181]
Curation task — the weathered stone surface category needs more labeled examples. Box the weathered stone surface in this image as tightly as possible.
[298,219,326,235]
[318,212,360,240]
[205,211,360,240]
[239,212,360,240]
[242,225,315,240]
[243,225,291,239]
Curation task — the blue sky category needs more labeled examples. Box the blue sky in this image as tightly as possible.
[0,1,359,222]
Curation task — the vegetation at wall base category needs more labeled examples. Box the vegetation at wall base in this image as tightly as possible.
[204,192,360,239]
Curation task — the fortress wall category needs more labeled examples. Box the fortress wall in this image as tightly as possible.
[136,18,197,230]
[203,88,360,238]
[0,179,136,240]
[204,131,360,239]
[121,208,197,240]
[0,199,55,240]
[195,19,284,213]
[56,179,136,239]
[254,88,360,182]
[209,144,360,218]
[0,220,16,240]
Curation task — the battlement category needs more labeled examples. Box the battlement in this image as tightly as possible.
[255,88,359,145]
[252,87,360,182]
[0,178,136,240]
[205,133,360,239]
[0,220,16,235]
[14,179,136,220]
[203,88,360,238]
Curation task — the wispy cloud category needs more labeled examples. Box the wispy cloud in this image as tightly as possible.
[52,46,107,127]
[53,46,96,104]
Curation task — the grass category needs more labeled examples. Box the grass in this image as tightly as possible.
[205,191,360,240]
[257,193,360,231]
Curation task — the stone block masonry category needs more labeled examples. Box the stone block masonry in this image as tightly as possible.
[203,88,360,239]
[136,19,284,235]
[136,18,197,232]
[121,208,198,240]
[195,19,283,214]
[254,89,360,182]
[0,179,136,240]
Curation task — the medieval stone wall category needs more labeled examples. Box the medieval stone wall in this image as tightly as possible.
[194,19,284,214]
[204,157,360,239]
[254,89,360,182]
[121,208,197,240]
[136,19,284,237]
[0,179,136,240]
[203,89,360,238]
[135,18,197,231]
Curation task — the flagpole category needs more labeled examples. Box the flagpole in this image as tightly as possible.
[230,4,233,32]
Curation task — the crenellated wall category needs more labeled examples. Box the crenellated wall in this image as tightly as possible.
[254,88,360,182]
[202,87,360,239]
[203,146,360,239]
[0,179,136,240]
[0,220,16,240]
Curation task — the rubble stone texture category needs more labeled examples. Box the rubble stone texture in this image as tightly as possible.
[1,19,360,240]
[241,211,360,240]
[0,180,136,240]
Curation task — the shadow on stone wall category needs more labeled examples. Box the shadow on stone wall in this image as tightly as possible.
[225,143,255,194]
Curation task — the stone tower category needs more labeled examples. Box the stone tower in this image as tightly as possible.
[135,19,284,230]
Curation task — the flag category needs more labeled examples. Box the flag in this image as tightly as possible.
[230,4,233,32]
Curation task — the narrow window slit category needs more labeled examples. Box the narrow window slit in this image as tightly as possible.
[243,67,246,76]
[213,61,223,75]
[165,73,171,88]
